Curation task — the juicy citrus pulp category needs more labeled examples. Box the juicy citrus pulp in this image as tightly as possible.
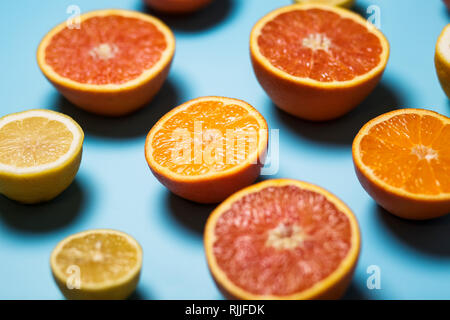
[256,6,383,83]
[45,15,167,85]
[0,109,83,203]
[205,179,360,299]
[150,98,266,176]
[51,229,143,300]
[293,0,355,8]
[37,9,175,116]
[435,24,450,98]
[145,97,268,203]
[353,108,450,219]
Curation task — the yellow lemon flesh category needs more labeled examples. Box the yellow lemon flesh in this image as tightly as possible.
[435,24,450,99]
[50,229,143,300]
[293,0,355,8]
[0,109,83,203]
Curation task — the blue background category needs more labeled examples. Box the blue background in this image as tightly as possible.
[0,0,449,300]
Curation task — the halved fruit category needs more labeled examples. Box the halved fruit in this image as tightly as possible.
[293,0,355,8]
[50,229,143,300]
[145,96,268,203]
[143,0,213,14]
[353,108,450,220]
[204,179,360,300]
[250,4,389,121]
[0,109,83,203]
[37,9,175,116]
[435,24,450,99]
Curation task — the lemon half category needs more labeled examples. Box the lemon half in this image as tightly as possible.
[0,109,83,203]
[50,229,143,300]
[435,24,450,99]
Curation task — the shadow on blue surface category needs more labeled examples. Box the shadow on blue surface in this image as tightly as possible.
[52,79,181,139]
[167,193,215,235]
[128,287,156,300]
[139,0,234,32]
[376,205,450,256]
[0,180,86,233]
[274,82,402,145]
[342,282,370,300]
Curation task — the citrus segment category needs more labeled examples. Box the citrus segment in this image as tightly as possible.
[205,179,360,300]
[37,9,175,116]
[0,109,83,203]
[353,108,450,219]
[250,4,389,120]
[435,24,450,99]
[145,97,268,203]
[51,229,143,300]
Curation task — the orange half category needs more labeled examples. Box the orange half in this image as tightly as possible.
[145,96,268,203]
[250,4,389,121]
[37,9,175,116]
[353,108,450,220]
[204,179,361,300]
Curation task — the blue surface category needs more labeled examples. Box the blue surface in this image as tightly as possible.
[0,0,449,300]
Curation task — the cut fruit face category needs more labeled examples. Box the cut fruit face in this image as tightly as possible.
[204,179,360,300]
[146,97,268,180]
[354,109,450,198]
[251,4,389,85]
[51,229,143,293]
[435,24,450,99]
[436,24,450,63]
[0,110,83,174]
[37,9,175,90]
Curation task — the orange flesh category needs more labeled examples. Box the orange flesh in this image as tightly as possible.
[359,114,450,195]
[55,233,139,284]
[257,8,382,82]
[152,100,262,176]
[45,15,167,85]
[213,185,352,296]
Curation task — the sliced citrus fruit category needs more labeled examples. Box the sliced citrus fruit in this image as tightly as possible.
[37,9,175,116]
[293,0,355,8]
[353,108,450,220]
[204,179,360,300]
[144,0,213,14]
[50,229,143,300]
[0,109,83,204]
[145,96,268,203]
[435,24,450,99]
[250,4,389,121]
